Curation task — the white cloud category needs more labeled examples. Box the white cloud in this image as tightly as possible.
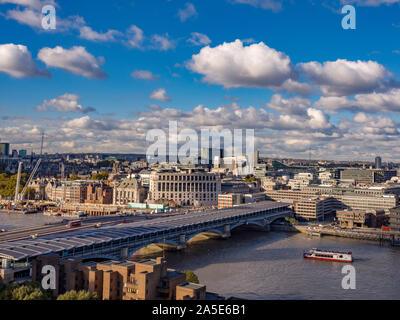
[299,59,390,96]
[36,93,95,113]
[232,0,283,12]
[315,88,400,113]
[131,70,159,80]
[342,0,400,6]
[79,26,122,42]
[178,2,197,22]
[125,25,144,49]
[37,46,107,79]
[188,32,211,46]
[187,39,308,94]
[266,94,311,115]
[151,34,176,51]
[0,0,56,10]
[150,88,172,101]
[0,43,50,78]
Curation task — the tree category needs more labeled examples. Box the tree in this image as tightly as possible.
[57,290,98,300]
[245,175,256,183]
[0,281,52,300]
[184,270,199,284]
[69,175,80,181]
[91,172,109,181]
[0,172,28,198]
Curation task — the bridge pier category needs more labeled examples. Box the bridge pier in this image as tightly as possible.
[222,224,231,239]
[177,234,186,250]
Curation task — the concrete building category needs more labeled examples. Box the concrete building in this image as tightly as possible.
[340,169,396,184]
[266,189,398,214]
[113,176,148,205]
[147,170,221,206]
[336,209,387,228]
[293,197,342,221]
[288,173,314,190]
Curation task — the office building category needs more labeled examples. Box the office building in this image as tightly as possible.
[293,197,343,221]
[336,209,387,228]
[340,169,396,184]
[0,143,9,156]
[375,156,382,169]
[147,169,221,206]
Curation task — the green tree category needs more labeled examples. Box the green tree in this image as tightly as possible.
[245,175,256,182]
[57,290,98,300]
[92,172,109,181]
[0,281,52,300]
[69,175,80,181]
[184,270,199,284]
[0,172,28,198]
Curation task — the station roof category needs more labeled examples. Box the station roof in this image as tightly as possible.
[0,201,289,261]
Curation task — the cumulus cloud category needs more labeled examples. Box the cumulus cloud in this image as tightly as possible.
[265,94,311,115]
[131,70,159,80]
[0,43,50,78]
[0,0,56,10]
[151,34,176,51]
[299,59,391,96]
[314,88,400,113]
[79,26,122,42]
[187,32,211,46]
[149,88,172,101]
[178,2,197,22]
[187,40,307,94]
[37,46,107,79]
[125,25,144,49]
[36,93,96,113]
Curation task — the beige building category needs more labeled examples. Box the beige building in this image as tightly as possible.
[147,170,221,206]
[113,176,148,205]
[293,197,342,221]
[336,210,387,228]
[31,255,206,300]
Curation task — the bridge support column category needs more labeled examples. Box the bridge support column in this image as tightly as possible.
[177,234,186,250]
[222,225,231,239]
[120,247,128,260]
[264,224,271,232]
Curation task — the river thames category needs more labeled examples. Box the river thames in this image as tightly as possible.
[164,230,400,300]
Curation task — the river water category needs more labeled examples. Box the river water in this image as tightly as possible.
[164,230,400,300]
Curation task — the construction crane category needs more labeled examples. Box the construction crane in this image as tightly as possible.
[14,132,44,203]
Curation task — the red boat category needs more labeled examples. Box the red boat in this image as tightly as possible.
[303,248,352,262]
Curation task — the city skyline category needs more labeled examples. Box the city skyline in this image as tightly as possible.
[1,0,400,161]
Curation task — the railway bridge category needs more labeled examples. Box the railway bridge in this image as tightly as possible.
[0,201,290,266]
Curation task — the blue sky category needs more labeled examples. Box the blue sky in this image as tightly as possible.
[1,0,400,161]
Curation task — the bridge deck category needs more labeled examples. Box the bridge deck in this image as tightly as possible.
[0,201,290,262]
